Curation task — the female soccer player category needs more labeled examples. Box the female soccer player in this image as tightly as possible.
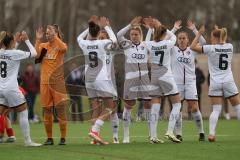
[191,25,240,142]
[90,29,120,145]
[77,16,117,145]
[117,17,153,143]
[0,31,41,147]
[35,24,68,145]
[144,18,181,143]
[170,20,205,141]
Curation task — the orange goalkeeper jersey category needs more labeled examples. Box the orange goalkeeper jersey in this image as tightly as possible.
[35,37,67,84]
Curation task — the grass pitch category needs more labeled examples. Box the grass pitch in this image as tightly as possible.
[0,120,239,160]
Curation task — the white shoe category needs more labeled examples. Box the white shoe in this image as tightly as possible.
[122,136,130,143]
[113,137,119,144]
[150,137,164,144]
[165,133,181,143]
[224,113,231,120]
[25,142,42,147]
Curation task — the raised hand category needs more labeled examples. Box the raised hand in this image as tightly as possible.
[99,16,109,27]
[198,25,205,35]
[152,18,161,28]
[21,31,29,41]
[14,32,22,43]
[214,25,219,30]
[143,17,154,29]
[130,16,142,27]
[36,27,44,40]
[174,20,182,30]
[187,20,196,31]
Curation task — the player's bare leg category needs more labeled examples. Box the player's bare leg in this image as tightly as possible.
[89,98,115,145]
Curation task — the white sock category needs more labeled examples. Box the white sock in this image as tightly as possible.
[110,113,119,138]
[122,107,131,138]
[192,110,204,134]
[19,109,31,144]
[233,104,240,120]
[209,105,222,135]
[92,119,104,133]
[175,112,182,136]
[167,103,181,135]
[150,103,161,138]
[144,109,151,137]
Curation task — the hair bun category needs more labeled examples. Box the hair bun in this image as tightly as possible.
[89,21,97,28]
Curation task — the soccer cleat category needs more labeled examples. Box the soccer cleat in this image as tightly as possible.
[88,130,109,145]
[208,135,216,142]
[90,139,98,145]
[0,137,3,143]
[199,133,205,141]
[176,135,183,142]
[5,136,16,143]
[150,137,164,144]
[165,133,181,143]
[43,138,54,145]
[58,138,66,145]
[122,136,130,144]
[113,137,119,144]
[25,142,42,147]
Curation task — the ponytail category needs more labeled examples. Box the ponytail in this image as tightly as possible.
[0,31,7,48]
[153,25,167,42]
[220,28,227,44]
[212,27,227,44]
[0,31,14,49]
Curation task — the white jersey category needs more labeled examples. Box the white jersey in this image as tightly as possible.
[117,24,149,80]
[203,43,234,83]
[106,51,116,81]
[171,46,196,84]
[0,40,36,89]
[77,26,117,82]
[145,30,176,76]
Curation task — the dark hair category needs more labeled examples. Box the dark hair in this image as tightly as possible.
[153,25,167,42]
[0,31,14,49]
[89,21,100,38]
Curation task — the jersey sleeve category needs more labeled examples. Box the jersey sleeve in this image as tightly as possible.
[202,45,214,54]
[166,30,176,48]
[11,50,31,60]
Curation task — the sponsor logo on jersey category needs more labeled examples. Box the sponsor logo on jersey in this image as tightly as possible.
[87,45,98,49]
[177,57,191,64]
[141,46,145,50]
[132,53,146,59]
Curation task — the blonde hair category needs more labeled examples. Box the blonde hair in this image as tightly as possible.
[130,26,143,42]
[212,28,227,44]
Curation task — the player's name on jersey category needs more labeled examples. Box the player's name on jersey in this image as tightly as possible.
[0,55,11,60]
[87,45,98,49]
[215,48,232,52]
[151,45,167,50]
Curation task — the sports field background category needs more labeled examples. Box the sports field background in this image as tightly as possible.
[0,120,239,160]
